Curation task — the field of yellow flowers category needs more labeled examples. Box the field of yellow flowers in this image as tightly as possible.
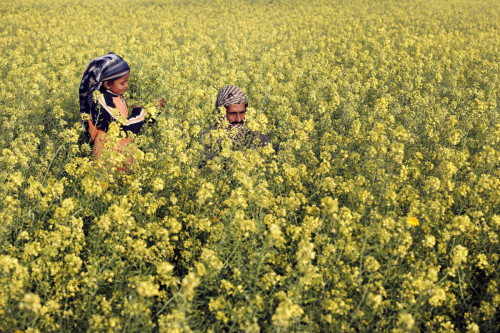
[1,0,499,331]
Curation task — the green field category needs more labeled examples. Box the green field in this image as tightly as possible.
[0,0,499,331]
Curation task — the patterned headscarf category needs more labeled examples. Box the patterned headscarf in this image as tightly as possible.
[79,52,130,116]
[215,85,249,109]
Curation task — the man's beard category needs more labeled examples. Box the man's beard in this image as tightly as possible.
[229,120,244,128]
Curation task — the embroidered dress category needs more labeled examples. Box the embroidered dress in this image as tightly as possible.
[88,89,145,157]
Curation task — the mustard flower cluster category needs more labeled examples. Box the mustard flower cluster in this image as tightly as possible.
[0,0,498,331]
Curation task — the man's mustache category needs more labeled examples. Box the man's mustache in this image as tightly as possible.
[231,121,244,126]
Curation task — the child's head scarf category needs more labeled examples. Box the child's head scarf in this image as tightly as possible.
[215,85,249,109]
[79,52,130,116]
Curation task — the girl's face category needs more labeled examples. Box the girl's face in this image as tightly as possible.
[104,71,130,95]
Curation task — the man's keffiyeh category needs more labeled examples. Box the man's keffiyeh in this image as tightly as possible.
[215,85,248,109]
[79,52,130,117]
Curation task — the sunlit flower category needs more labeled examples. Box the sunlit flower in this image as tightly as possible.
[408,216,420,226]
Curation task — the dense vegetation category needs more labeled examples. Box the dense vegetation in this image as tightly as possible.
[0,0,498,331]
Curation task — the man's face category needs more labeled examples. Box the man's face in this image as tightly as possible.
[226,104,246,127]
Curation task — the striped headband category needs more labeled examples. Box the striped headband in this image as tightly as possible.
[215,85,249,109]
[79,52,130,115]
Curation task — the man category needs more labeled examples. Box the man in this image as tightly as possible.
[201,85,270,163]
[211,84,270,146]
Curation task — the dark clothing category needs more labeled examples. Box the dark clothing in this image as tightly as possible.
[202,125,270,162]
[89,90,145,135]
[87,90,145,157]
[228,127,270,149]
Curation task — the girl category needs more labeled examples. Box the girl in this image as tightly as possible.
[79,52,145,158]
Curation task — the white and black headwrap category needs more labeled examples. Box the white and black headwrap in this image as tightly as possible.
[79,52,130,117]
[215,85,249,109]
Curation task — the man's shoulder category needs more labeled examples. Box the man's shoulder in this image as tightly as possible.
[244,128,270,147]
[201,125,271,149]
[255,131,270,145]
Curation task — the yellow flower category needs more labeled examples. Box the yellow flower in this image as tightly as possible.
[19,293,42,313]
[136,280,160,298]
[452,245,468,266]
[408,216,420,226]
[397,313,415,330]
[429,287,447,306]
[272,296,304,329]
